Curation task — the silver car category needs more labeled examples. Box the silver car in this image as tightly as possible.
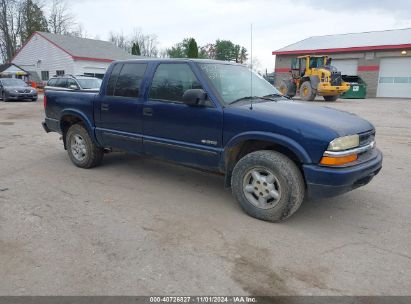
[45,75,102,91]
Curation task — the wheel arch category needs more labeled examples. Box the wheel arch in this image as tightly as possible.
[59,109,97,149]
[223,132,311,187]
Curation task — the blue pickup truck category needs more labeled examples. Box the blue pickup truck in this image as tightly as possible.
[42,59,382,222]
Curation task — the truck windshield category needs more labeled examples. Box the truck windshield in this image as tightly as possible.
[198,63,282,105]
[77,78,102,89]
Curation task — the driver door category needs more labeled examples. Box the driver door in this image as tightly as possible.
[142,63,223,170]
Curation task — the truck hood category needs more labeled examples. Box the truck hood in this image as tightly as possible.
[235,100,374,137]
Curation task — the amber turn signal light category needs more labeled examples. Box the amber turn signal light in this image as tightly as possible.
[320,154,358,166]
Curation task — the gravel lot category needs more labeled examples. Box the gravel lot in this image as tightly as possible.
[0,97,410,295]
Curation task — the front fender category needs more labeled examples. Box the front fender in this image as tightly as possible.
[224,131,312,164]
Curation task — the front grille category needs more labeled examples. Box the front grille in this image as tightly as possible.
[357,130,375,162]
[17,89,31,93]
[330,72,342,86]
[359,130,375,146]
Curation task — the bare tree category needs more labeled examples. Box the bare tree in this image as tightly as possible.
[48,0,74,35]
[129,28,158,57]
[108,31,129,52]
[0,0,23,61]
[69,23,88,39]
[247,56,262,73]
[158,48,169,58]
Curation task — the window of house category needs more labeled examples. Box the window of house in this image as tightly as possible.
[41,71,49,81]
[149,63,202,102]
[56,70,65,76]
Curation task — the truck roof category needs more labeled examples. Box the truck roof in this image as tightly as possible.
[112,58,246,66]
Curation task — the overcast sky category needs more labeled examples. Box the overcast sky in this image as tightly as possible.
[65,0,411,72]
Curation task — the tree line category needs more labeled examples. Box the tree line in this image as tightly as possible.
[0,0,85,62]
[109,32,248,63]
[1,0,248,64]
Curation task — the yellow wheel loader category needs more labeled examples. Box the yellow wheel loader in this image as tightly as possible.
[278,55,350,101]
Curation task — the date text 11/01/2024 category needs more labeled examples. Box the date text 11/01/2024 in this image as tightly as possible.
[149,297,257,303]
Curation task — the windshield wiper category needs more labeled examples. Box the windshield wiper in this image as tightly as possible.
[229,96,259,105]
[264,93,292,100]
[229,95,282,105]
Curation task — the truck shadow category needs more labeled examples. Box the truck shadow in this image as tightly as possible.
[99,152,361,224]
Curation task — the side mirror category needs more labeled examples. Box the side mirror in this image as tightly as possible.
[182,89,207,106]
[69,85,79,90]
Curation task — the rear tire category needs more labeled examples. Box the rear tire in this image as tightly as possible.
[231,150,305,222]
[323,95,339,101]
[66,124,103,168]
[299,81,316,101]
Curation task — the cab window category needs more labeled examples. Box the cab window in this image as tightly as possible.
[55,78,67,88]
[47,79,57,86]
[67,78,79,89]
[149,63,202,103]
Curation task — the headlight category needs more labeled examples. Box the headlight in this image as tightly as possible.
[14,90,19,93]
[327,135,359,151]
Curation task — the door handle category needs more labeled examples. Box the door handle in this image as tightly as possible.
[101,103,109,111]
[143,107,153,116]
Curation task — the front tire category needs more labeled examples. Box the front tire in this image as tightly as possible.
[66,124,103,168]
[231,150,305,222]
[299,81,316,101]
[323,95,339,101]
[2,92,9,102]
[279,80,296,98]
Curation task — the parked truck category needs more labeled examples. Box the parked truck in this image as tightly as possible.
[42,59,382,222]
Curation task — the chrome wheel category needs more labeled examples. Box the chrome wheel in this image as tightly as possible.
[243,167,281,209]
[70,134,87,162]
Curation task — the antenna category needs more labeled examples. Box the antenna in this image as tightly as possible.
[250,23,253,110]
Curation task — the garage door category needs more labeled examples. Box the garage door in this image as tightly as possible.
[332,59,358,75]
[377,57,411,98]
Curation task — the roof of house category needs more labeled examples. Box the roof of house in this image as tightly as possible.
[17,32,140,62]
[273,28,411,55]
[0,63,29,73]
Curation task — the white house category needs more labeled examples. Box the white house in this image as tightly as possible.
[12,31,138,82]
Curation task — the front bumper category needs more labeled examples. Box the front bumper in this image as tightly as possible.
[7,92,37,100]
[303,148,383,198]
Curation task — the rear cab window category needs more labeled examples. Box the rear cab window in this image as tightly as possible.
[106,63,147,98]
